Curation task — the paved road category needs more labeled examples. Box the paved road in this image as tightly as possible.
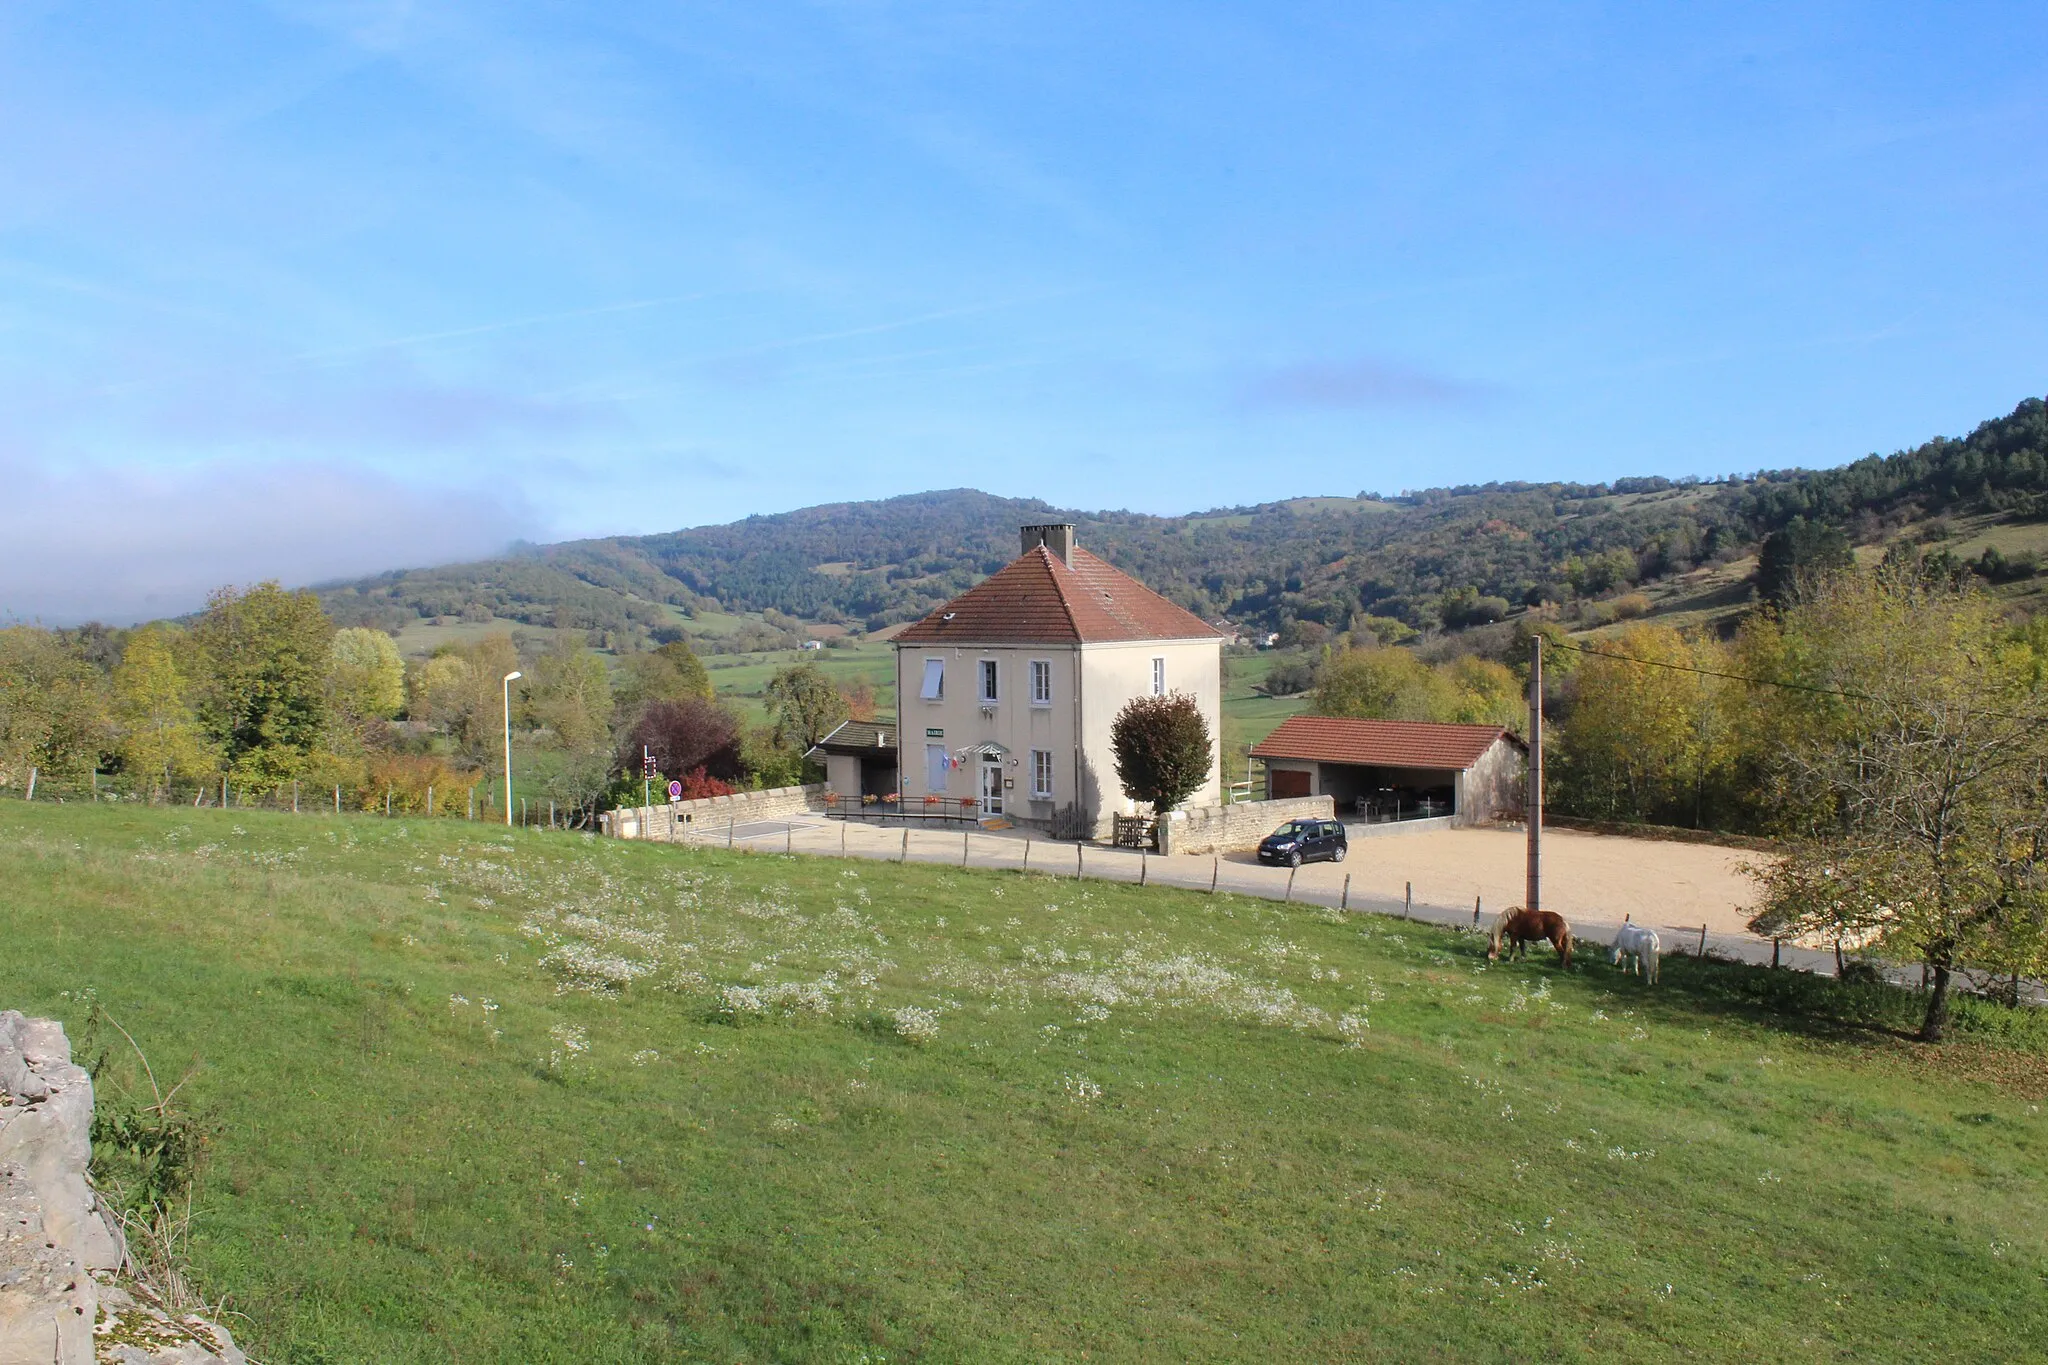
[639,813,2043,999]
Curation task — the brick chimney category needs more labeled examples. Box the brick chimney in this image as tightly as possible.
[1020,523,1075,567]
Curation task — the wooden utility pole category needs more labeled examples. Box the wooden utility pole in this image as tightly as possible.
[1527,634,1544,914]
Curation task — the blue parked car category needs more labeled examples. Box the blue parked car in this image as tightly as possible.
[1257,818,1347,868]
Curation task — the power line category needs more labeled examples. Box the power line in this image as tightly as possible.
[1545,638,1875,703]
[1546,636,2043,723]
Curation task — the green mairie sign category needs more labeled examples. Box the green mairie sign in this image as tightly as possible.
[926,727,944,738]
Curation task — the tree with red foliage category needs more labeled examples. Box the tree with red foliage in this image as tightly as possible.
[618,697,744,785]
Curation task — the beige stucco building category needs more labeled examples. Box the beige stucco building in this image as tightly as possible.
[890,524,1224,836]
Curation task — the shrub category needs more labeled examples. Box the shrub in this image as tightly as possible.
[1260,660,1317,696]
[680,767,734,799]
[1613,592,1652,619]
[361,752,473,815]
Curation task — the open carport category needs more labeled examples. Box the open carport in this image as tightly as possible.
[1251,716,1526,826]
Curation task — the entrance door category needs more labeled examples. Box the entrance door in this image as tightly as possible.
[979,762,1004,817]
[926,744,950,795]
[1270,767,1311,799]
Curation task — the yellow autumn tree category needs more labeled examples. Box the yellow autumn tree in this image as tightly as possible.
[112,626,217,798]
[1556,624,1730,825]
[327,627,406,743]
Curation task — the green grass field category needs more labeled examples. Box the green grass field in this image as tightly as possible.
[2,803,2043,1362]
[706,640,899,726]
[1223,652,1308,786]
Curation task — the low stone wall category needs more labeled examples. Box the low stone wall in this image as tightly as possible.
[602,783,827,841]
[0,1011,244,1364]
[1157,795,1335,856]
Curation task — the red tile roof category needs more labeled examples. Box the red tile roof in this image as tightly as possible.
[1250,715,1524,770]
[894,546,1222,645]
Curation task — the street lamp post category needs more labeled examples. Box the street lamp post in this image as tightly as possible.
[502,671,523,827]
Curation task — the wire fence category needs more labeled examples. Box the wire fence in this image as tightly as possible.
[1,767,585,830]
[10,767,2041,1007]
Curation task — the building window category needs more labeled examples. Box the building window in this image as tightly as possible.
[926,743,950,793]
[1031,749,1054,799]
[1151,657,1166,695]
[1029,659,1052,705]
[920,658,945,701]
[979,658,999,704]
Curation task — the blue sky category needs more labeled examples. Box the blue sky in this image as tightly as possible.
[3,2,2045,622]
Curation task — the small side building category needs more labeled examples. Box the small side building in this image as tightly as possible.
[1250,716,1525,826]
[806,718,899,803]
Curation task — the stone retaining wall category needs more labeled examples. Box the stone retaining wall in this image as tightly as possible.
[0,1011,244,1365]
[601,783,828,841]
[1156,795,1335,856]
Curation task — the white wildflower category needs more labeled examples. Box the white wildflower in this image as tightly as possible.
[891,1005,941,1045]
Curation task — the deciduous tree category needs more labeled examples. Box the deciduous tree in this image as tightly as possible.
[327,627,405,740]
[1110,692,1213,814]
[0,627,111,788]
[526,640,612,751]
[1748,566,2048,1040]
[191,582,334,780]
[613,639,714,717]
[617,698,745,785]
[764,661,849,751]
[112,626,216,796]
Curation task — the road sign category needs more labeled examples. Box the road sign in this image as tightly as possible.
[642,746,657,778]
[667,780,683,801]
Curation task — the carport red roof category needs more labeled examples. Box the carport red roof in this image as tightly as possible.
[1250,716,1524,770]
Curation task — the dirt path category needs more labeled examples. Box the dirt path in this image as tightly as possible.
[708,817,1766,940]
[1312,825,1767,938]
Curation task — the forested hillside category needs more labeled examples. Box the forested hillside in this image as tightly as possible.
[317,396,2048,646]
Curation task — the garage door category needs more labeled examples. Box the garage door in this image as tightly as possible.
[1270,769,1310,798]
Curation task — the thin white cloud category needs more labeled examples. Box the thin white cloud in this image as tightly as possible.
[1240,357,1503,412]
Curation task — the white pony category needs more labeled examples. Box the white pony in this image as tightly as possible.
[1611,917,1661,984]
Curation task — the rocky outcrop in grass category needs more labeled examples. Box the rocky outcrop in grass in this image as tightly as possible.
[0,1011,242,1365]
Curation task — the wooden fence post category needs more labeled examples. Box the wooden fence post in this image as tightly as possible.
[1772,937,1782,969]
[1285,866,1296,903]
[385,788,392,816]
[841,821,847,854]
[900,828,908,863]
[1404,881,1411,918]
[730,820,737,849]
[1139,852,1147,887]
[334,785,341,814]
[787,822,793,854]
[1341,874,1350,910]
[24,767,36,801]
[293,780,300,814]
[962,831,970,868]
[1076,844,1084,880]
[1474,895,1482,928]
[1210,856,1219,893]
[1023,839,1032,872]
[1698,923,1708,957]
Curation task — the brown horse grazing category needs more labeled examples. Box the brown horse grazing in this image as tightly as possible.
[1486,907,1573,969]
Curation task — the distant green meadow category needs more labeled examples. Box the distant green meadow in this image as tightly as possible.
[2,802,2042,1362]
